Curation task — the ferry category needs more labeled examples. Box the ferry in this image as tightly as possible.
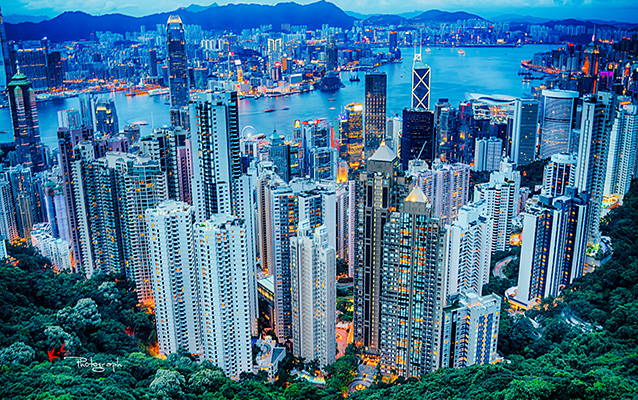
[425,48,431,53]
[148,88,169,96]
[458,49,466,55]
[263,108,276,113]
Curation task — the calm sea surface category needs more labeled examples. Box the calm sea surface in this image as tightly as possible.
[0,44,558,149]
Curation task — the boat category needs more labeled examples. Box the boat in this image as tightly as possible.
[319,71,345,92]
[349,74,360,82]
[425,48,431,53]
[149,88,169,96]
[458,49,466,55]
[263,108,276,113]
[328,98,336,102]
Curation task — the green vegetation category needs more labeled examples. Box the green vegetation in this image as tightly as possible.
[518,158,550,192]
[4,179,638,399]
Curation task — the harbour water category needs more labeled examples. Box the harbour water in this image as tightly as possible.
[0,44,558,150]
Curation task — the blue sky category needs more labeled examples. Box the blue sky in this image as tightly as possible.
[3,0,638,23]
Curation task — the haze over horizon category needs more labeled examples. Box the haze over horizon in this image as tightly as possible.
[3,0,638,23]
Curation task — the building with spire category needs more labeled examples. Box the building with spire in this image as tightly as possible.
[167,15,190,130]
[8,70,45,172]
[379,185,446,377]
[354,142,411,353]
[411,52,431,110]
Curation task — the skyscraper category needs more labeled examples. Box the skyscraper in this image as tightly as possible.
[190,90,242,221]
[196,215,253,380]
[94,99,119,136]
[515,189,588,305]
[339,103,364,170]
[0,6,10,89]
[58,126,94,271]
[290,222,336,367]
[354,142,411,353]
[8,71,45,172]
[401,108,435,170]
[575,92,615,245]
[379,186,445,377]
[604,103,638,199]
[473,159,521,253]
[0,175,18,242]
[167,16,190,130]
[411,161,470,226]
[269,131,291,182]
[444,200,492,298]
[441,292,501,369]
[539,90,578,160]
[78,94,95,129]
[8,165,37,238]
[543,152,577,197]
[146,201,200,358]
[474,137,502,172]
[57,109,82,130]
[148,48,158,77]
[16,48,48,90]
[411,52,431,110]
[364,73,387,155]
[509,98,539,166]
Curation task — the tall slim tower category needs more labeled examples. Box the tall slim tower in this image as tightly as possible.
[339,103,364,170]
[8,71,45,172]
[0,6,11,89]
[401,108,435,170]
[539,90,578,160]
[291,222,336,367]
[411,52,431,110]
[196,215,253,380]
[167,15,190,130]
[575,92,615,245]
[364,73,387,156]
[190,91,242,221]
[604,103,638,199]
[510,98,539,166]
[354,142,411,353]
[379,186,445,377]
[94,99,119,136]
[146,201,200,357]
[543,152,577,197]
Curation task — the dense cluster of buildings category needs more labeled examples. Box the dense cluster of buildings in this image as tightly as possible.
[1,4,638,387]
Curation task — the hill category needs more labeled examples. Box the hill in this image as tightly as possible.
[410,9,485,23]
[5,1,356,42]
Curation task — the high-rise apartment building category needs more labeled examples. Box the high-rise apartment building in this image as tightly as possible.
[379,186,445,377]
[58,126,95,271]
[543,152,577,197]
[146,201,200,357]
[474,137,502,172]
[167,16,190,130]
[444,200,492,299]
[539,89,578,159]
[139,127,192,204]
[8,165,38,238]
[0,175,18,242]
[401,108,435,170]
[411,52,431,110]
[473,159,521,253]
[8,71,45,172]
[604,103,638,199]
[364,73,387,156]
[291,222,336,367]
[575,92,615,245]
[515,189,588,305]
[190,90,242,221]
[56,109,81,130]
[354,143,411,353]
[440,292,501,369]
[339,103,364,170]
[411,161,470,226]
[196,215,253,380]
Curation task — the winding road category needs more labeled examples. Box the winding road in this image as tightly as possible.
[494,255,517,279]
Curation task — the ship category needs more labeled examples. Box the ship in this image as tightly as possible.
[263,108,276,113]
[148,88,169,96]
[319,71,345,92]
[425,48,431,53]
[458,49,466,55]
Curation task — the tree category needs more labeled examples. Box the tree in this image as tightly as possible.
[149,369,185,398]
[0,342,35,365]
